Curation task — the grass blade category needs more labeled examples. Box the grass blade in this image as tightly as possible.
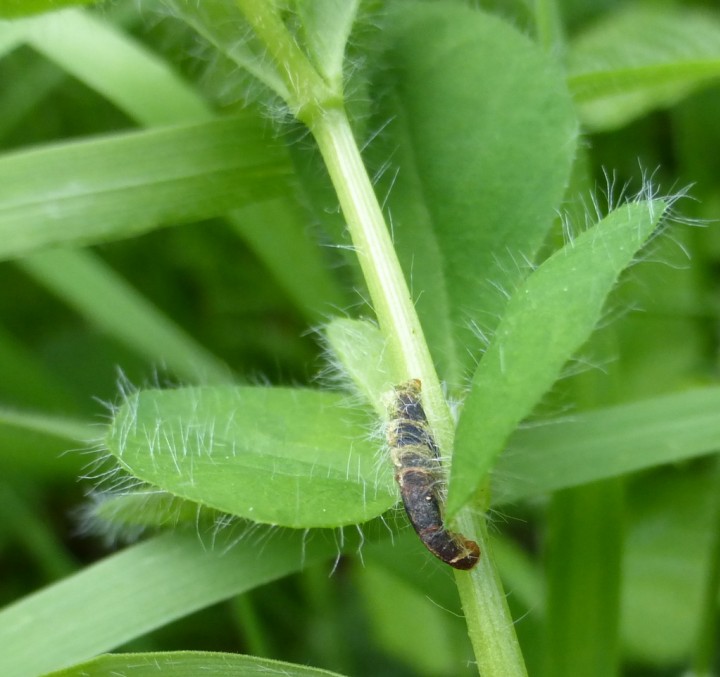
[493,386,720,503]
[0,530,342,677]
[17,8,212,125]
[568,6,720,131]
[19,249,232,384]
[0,116,291,258]
[0,1,97,19]
[43,651,348,677]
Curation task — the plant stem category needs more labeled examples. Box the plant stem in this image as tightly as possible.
[455,515,529,677]
[309,107,451,443]
[311,106,527,677]
[233,0,338,118]
[232,6,528,673]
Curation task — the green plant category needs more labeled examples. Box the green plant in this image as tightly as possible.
[0,1,719,676]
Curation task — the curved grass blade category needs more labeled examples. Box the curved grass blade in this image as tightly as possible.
[0,530,343,677]
[492,386,720,504]
[43,651,348,677]
[15,8,345,321]
[0,117,291,259]
[568,6,720,131]
[0,1,98,19]
[19,249,232,384]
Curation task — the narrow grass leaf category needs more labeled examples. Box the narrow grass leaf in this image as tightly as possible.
[16,9,345,322]
[228,199,348,323]
[448,199,667,516]
[107,386,395,528]
[356,562,469,675]
[543,481,623,677]
[44,651,348,677]
[0,1,97,18]
[491,534,544,613]
[379,1,578,384]
[622,467,719,661]
[19,249,232,384]
[492,386,720,504]
[0,414,87,480]
[568,6,720,131]
[17,8,212,125]
[0,531,342,677]
[692,459,720,676]
[0,408,92,479]
[0,407,92,443]
[0,116,291,259]
[0,21,23,55]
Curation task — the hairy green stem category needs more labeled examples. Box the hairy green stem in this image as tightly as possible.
[232,5,528,674]
[309,108,450,437]
[455,516,529,677]
[233,0,339,119]
[311,107,527,677]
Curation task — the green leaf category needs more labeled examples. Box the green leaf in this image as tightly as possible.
[0,116,291,259]
[0,21,23,55]
[492,386,720,504]
[0,0,97,18]
[323,318,396,417]
[567,6,720,131]
[543,481,624,677]
[378,1,578,385]
[19,249,232,384]
[43,651,348,677]
[0,531,344,677]
[296,0,360,89]
[107,386,395,528]
[448,199,667,516]
[167,0,289,101]
[228,199,348,323]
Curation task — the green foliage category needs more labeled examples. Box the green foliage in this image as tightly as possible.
[0,530,347,677]
[0,0,97,18]
[106,386,394,528]
[449,199,666,515]
[1,1,719,676]
[377,2,578,385]
[0,117,291,257]
[568,5,720,131]
[44,651,347,677]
